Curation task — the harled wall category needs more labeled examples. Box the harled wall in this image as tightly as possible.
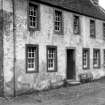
[3,0,105,96]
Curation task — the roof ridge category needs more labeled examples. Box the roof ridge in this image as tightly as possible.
[34,0,105,21]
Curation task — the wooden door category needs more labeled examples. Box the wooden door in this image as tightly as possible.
[67,49,75,79]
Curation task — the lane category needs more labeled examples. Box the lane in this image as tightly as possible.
[1,79,105,105]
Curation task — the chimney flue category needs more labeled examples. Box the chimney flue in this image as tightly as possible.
[91,0,99,5]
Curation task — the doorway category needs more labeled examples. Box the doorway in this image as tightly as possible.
[66,49,75,79]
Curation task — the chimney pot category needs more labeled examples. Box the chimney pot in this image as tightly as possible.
[92,0,99,5]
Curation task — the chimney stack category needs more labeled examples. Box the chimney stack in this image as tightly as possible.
[91,0,99,5]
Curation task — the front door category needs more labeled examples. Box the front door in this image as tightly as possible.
[67,49,75,79]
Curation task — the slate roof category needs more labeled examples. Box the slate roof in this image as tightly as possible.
[35,0,105,21]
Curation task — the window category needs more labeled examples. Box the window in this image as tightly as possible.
[90,20,95,38]
[29,3,39,30]
[73,15,80,34]
[93,49,100,68]
[103,50,105,67]
[54,10,63,34]
[103,23,105,40]
[47,46,57,72]
[26,45,38,73]
[83,49,90,69]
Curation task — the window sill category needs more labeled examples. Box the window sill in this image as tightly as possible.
[93,66,100,69]
[74,33,80,35]
[29,27,40,31]
[26,70,39,73]
[47,68,57,72]
[47,70,57,72]
[83,67,90,70]
[73,31,80,35]
[54,31,64,35]
[90,36,96,38]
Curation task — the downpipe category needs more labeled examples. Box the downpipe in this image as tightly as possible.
[12,0,16,97]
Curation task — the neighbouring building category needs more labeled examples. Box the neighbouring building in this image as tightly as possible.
[0,0,105,96]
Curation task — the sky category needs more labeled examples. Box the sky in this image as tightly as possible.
[99,0,105,9]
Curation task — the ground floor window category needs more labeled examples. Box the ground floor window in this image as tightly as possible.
[47,46,57,72]
[82,48,90,69]
[93,49,100,68]
[26,44,38,73]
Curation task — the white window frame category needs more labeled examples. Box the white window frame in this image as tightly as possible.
[83,48,90,69]
[47,46,57,72]
[26,44,38,73]
[93,49,100,68]
[73,15,80,34]
[54,10,63,34]
[29,3,40,30]
[90,20,95,38]
[103,23,105,40]
[103,49,105,67]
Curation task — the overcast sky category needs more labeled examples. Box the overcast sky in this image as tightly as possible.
[99,0,105,9]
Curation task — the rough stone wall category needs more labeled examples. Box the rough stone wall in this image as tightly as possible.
[14,0,65,95]
[0,0,4,96]
[3,0,14,96]
[3,0,105,96]
[81,16,105,79]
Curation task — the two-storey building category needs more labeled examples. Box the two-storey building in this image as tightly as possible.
[0,0,105,96]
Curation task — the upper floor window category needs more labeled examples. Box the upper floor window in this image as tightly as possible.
[73,15,80,34]
[93,49,100,68]
[82,48,90,69]
[103,23,105,40]
[90,20,95,38]
[29,3,40,30]
[54,10,63,34]
[104,49,105,68]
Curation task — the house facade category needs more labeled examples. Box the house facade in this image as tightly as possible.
[0,0,105,96]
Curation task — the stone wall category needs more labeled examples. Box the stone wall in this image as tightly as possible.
[2,0,105,96]
[0,0,4,96]
[3,0,14,96]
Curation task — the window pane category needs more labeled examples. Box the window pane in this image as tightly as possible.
[103,23,105,39]
[74,16,80,34]
[26,45,38,72]
[93,49,100,68]
[54,10,63,33]
[47,47,57,72]
[90,20,95,37]
[83,49,89,69]
[29,4,39,29]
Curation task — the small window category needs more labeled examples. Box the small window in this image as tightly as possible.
[29,3,39,30]
[103,23,105,40]
[73,15,80,34]
[47,46,57,72]
[93,49,100,68]
[26,45,38,73]
[103,49,105,67]
[90,20,95,38]
[83,49,90,69]
[54,10,63,34]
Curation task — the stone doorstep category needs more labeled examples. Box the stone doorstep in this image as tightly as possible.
[66,80,80,85]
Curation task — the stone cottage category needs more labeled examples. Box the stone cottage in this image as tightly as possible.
[0,0,105,96]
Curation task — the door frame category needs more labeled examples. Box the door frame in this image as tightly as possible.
[66,47,76,80]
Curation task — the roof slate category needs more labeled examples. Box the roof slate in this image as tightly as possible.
[35,0,105,21]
